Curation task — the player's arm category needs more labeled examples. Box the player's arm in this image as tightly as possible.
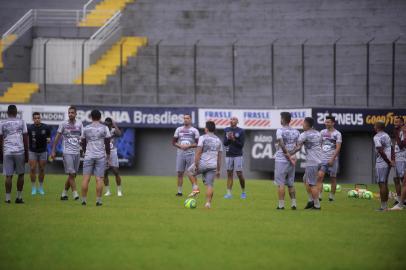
[216,150,222,177]
[46,126,51,144]
[290,141,304,155]
[233,130,245,148]
[194,146,203,171]
[23,122,29,162]
[51,124,62,159]
[112,121,122,137]
[400,127,406,149]
[329,142,341,164]
[377,146,392,166]
[223,129,231,146]
[104,137,111,156]
[0,135,3,163]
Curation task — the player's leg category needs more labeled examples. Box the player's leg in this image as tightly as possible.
[70,154,81,200]
[29,154,38,195]
[287,163,297,210]
[104,168,111,196]
[393,176,401,204]
[236,156,246,199]
[275,161,286,209]
[61,154,72,200]
[303,169,314,209]
[112,167,123,196]
[186,163,200,197]
[176,153,186,196]
[81,158,94,205]
[307,166,321,210]
[203,170,215,208]
[328,160,338,201]
[317,165,327,201]
[224,157,234,198]
[94,157,105,205]
[14,154,26,204]
[185,154,199,194]
[391,167,406,210]
[5,175,13,203]
[37,157,47,195]
[377,167,389,211]
[4,155,14,203]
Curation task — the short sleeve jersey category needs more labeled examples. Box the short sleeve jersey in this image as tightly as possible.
[174,126,200,155]
[198,134,223,169]
[82,122,111,159]
[0,118,28,155]
[275,126,300,163]
[374,131,392,168]
[57,120,83,155]
[320,129,342,162]
[298,129,322,166]
[394,129,406,162]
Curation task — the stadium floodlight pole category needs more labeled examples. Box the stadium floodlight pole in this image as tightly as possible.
[156,39,162,104]
[43,39,50,103]
[333,37,341,106]
[232,39,238,106]
[391,36,401,107]
[301,39,308,106]
[193,39,200,105]
[366,37,375,107]
[270,38,278,107]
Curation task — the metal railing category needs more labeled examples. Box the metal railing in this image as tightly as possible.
[1,10,34,51]
[91,11,122,40]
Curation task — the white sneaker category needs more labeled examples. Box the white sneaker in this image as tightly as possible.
[390,204,403,211]
[204,202,211,209]
[104,190,112,196]
[117,190,123,197]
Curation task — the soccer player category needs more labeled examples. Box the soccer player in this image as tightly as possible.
[223,116,246,199]
[173,113,200,196]
[104,117,123,197]
[186,121,222,209]
[319,116,342,201]
[391,119,406,210]
[0,105,29,204]
[274,112,300,210]
[290,117,322,210]
[28,112,51,195]
[373,121,394,211]
[392,116,405,206]
[51,106,83,201]
[80,109,111,206]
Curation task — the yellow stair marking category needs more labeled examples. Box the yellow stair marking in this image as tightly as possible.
[0,34,18,69]
[79,0,135,27]
[74,36,147,85]
[0,83,39,103]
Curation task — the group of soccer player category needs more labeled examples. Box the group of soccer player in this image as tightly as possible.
[0,105,123,206]
[173,111,406,211]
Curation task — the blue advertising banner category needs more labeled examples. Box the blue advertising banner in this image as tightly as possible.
[75,106,197,128]
[313,108,406,132]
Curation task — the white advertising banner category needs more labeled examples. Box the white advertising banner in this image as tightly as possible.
[198,108,312,130]
[0,104,69,126]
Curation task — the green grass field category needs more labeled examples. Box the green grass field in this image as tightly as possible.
[0,175,405,270]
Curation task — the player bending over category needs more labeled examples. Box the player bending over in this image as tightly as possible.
[290,117,322,210]
[28,112,51,195]
[51,106,83,201]
[318,116,342,201]
[186,121,222,209]
[0,105,29,204]
[172,113,200,196]
[223,116,246,199]
[80,109,111,206]
[373,121,394,211]
[103,117,123,197]
[274,112,300,210]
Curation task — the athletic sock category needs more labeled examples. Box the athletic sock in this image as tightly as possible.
[314,198,321,208]
[96,197,102,203]
[381,201,388,209]
[291,198,297,207]
[308,193,313,202]
[329,193,335,200]
[227,189,232,195]
[39,182,44,188]
[82,196,87,203]
[192,184,198,190]
[62,190,68,197]
[396,196,401,203]
[31,182,36,188]
[105,186,110,192]
[319,192,322,200]
[16,191,22,199]
[177,186,182,193]
[241,188,245,193]
[278,200,285,208]
[117,185,122,192]
[6,193,11,201]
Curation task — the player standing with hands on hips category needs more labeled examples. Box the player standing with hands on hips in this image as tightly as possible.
[223,116,246,199]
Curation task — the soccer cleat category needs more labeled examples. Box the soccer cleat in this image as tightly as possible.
[117,190,123,197]
[392,201,399,207]
[15,198,24,204]
[304,201,314,209]
[291,205,297,210]
[60,196,68,201]
[224,194,232,199]
[96,202,103,207]
[241,192,247,199]
[390,204,403,211]
[319,198,322,201]
[328,198,334,202]
[276,207,285,210]
[104,190,112,196]
[31,187,37,195]
[81,201,87,206]
[187,189,200,198]
[175,192,183,197]
[204,202,211,209]
[5,200,11,204]
[311,206,321,210]
[74,196,80,201]
[38,187,45,195]
[375,207,387,212]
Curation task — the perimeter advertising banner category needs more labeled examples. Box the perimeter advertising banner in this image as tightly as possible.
[313,108,406,132]
[75,106,198,128]
[250,130,306,172]
[0,104,69,125]
[198,108,311,130]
